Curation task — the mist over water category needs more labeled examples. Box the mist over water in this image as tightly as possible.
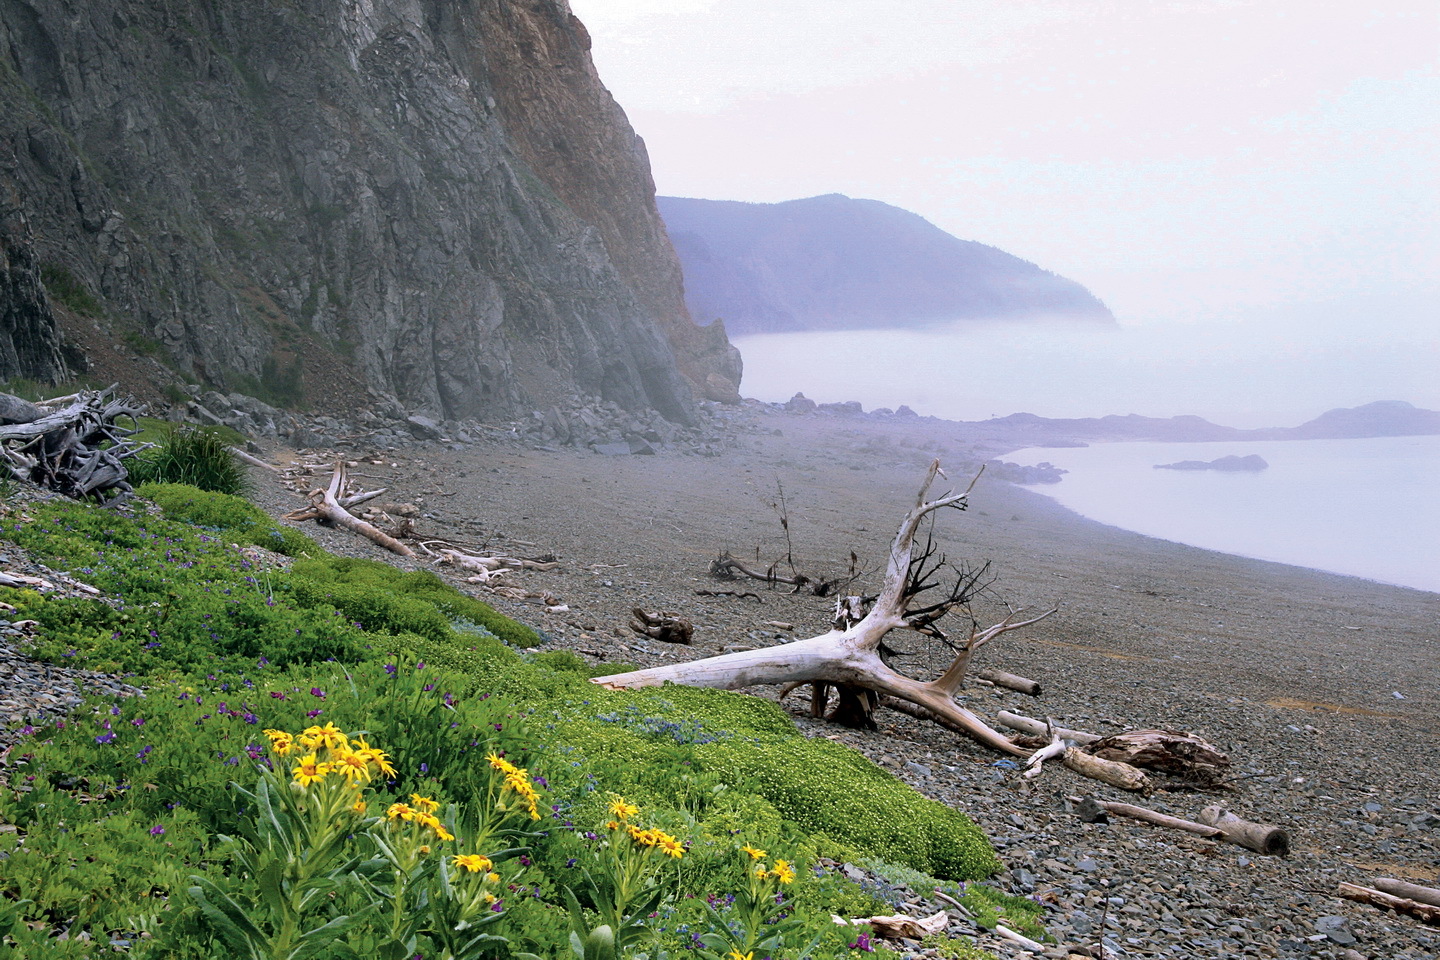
[734,304,1440,428]
[1010,436,1440,594]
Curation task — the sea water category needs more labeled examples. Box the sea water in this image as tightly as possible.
[1008,435,1440,593]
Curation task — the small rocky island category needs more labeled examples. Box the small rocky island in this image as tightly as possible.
[1155,454,1269,472]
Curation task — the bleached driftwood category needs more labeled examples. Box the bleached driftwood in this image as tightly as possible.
[594,462,1039,757]
[1062,747,1150,792]
[0,386,149,499]
[976,668,1041,696]
[630,608,693,644]
[832,911,948,940]
[229,447,281,472]
[433,547,561,574]
[997,710,1101,745]
[710,551,838,596]
[1196,805,1290,856]
[994,924,1044,953]
[1374,878,1440,908]
[1067,796,1290,856]
[1338,883,1440,925]
[284,462,415,557]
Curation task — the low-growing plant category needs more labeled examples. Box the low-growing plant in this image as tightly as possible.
[128,425,247,494]
[138,482,318,557]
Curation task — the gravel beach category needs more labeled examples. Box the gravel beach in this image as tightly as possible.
[12,399,1439,959]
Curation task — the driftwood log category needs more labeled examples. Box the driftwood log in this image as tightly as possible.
[0,386,149,499]
[1087,729,1231,784]
[1373,878,1440,908]
[709,551,837,596]
[997,711,1101,745]
[1338,883,1440,925]
[595,462,1049,757]
[1062,747,1150,792]
[1070,796,1290,855]
[1196,805,1290,855]
[975,668,1041,696]
[284,462,415,557]
[630,608,694,644]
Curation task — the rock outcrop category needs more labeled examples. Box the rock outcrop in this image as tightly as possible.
[0,0,734,421]
[0,189,66,384]
[659,193,1114,336]
[1155,454,1268,472]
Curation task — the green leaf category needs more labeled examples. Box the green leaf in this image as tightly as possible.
[188,877,269,960]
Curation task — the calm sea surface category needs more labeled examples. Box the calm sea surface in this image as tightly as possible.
[1009,435,1440,593]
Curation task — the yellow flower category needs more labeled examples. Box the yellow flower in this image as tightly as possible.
[606,820,620,832]
[657,833,685,859]
[486,871,501,883]
[486,752,516,774]
[351,797,368,816]
[607,796,639,821]
[410,793,440,813]
[741,844,766,860]
[264,729,297,756]
[301,722,347,752]
[727,950,753,960]
[331,749,372,784]
[292,753,330,787]
[453,854,491,873]
[352,736,396,778]
[769,859,796,884]
[482,892,497,904]
[387,802,416,822]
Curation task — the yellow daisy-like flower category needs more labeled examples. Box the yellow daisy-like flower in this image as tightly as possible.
[410,793,440,813]
[351,736,397,778]
[769,859,796,884]
[741,844,766,860]
[416,812,456,843]
[486,871,501,883]
[292,753,330,787]
[452,853,490,873]
[727,950,754,960]
[657,834,685,859]
[755,864,769,879]
[301,722,348,751]
[331,749,372,784]
[386,802,416,822]
[607,796,639,821]
[352,797,368,816]
[606,820,621,832]
[482,892,497,905]
[486,752,516,774]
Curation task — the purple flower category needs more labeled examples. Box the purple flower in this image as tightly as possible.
[423,683,436,692]
[149,824,165,837]
[384,663,398,676]
[306,709,323,718]
[242,712,258,724]
[270,692,287,700]
[94,732,116,745]
[419,763,428,774]
[310,688,326,699]
[136,745,153,762]
[490,900,503,913]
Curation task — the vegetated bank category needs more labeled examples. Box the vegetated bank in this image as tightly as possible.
[0,480,1037,958]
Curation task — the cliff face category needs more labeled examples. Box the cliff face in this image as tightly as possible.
[660,194,1114,336]
[0,0,733,420]
[0,188,66,383]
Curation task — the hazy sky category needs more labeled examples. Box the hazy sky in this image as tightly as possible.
[569,0,1437,330]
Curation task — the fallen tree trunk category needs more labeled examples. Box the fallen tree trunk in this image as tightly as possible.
[1062,747,1150,792]
[1338,883,1440,925]
[1196,805,1290,856]
[595,461,1047,757]
[709,552,837,596]
[997,710,1101,745]
[284,462,415,557]
[976,668,1041,696]
[1373,878,1440,908]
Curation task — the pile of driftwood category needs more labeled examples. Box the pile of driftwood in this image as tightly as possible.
[0,387,148,500]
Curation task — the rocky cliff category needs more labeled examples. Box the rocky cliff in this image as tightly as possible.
[0,187,66,383]
[660,194,1114,336]
[0,0,736,420]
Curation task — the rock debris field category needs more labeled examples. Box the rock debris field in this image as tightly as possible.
[6,399,1439,959]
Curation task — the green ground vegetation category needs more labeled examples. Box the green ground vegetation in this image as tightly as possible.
[0,484,1017,958]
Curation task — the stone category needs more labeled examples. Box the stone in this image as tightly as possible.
[406,416,443,441]
[1313,916,1356,946]
[592,442,631,456]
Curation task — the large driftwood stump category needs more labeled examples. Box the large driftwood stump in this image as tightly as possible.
[594,461,1051,757]
[285,462,415,557]
[1086,729,1230,784]
[0,386,149,499]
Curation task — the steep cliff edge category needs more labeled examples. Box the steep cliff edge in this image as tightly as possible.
[0,187,66,383]
[660,194,1114,336]
[0,0,732,419]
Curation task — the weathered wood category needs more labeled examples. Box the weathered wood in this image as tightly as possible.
[229,446,282,472]
[595,461,1030,757]
[1196,805,1289,856]
[0,386,148,499]
[1072,796,1222,838]
[1374,878,1440,908]
[709,551,836,596]
[1062,746,1150,792]
[976,668,1042,696]
[630,608,693,644]
[284,462,415,557]
[997,710,1101,745]
[1087,729,1230,783]
[1338,883,1440,925]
